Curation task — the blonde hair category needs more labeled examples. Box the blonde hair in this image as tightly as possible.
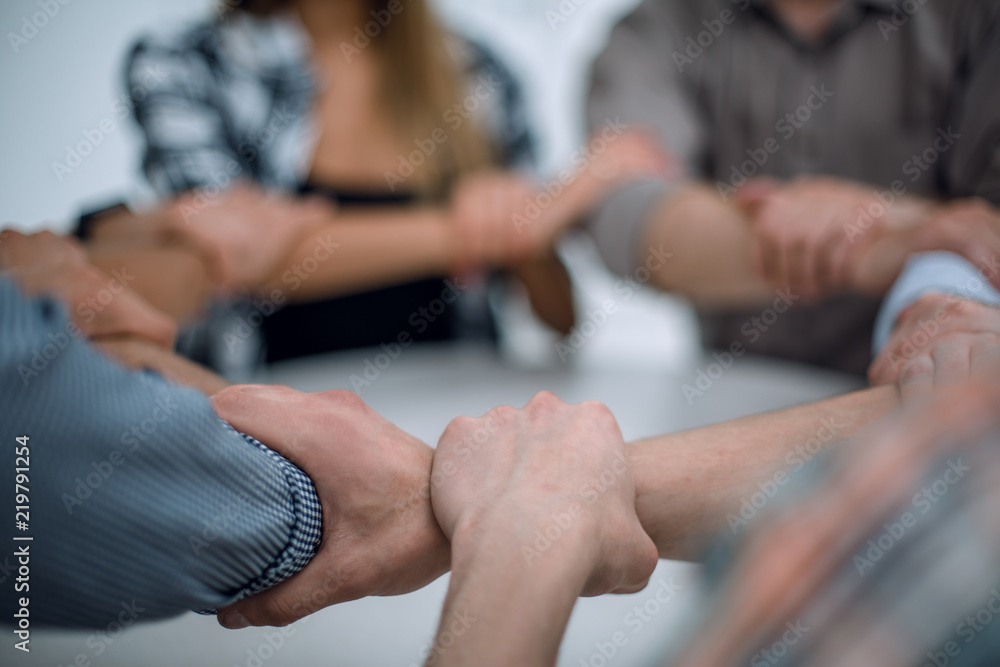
[232,0,493,197]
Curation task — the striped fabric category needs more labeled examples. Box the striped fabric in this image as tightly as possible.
[0,279,321,628]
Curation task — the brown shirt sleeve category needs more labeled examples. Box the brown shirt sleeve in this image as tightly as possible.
[583,0,706,274]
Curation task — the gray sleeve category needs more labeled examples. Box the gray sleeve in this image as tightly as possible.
[583,0,704,275]
[0,280,321,628]
[943,1,1000,204]
[872,251,1000,353]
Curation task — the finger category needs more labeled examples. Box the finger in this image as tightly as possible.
[99,289,179,349]
[931,336,972,389]
[898,356,935,403]
[211,385,309,458]
[218,552,364,628]
[970,334,1000,385]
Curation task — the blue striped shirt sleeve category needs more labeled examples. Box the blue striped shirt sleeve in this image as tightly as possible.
[0,279,321,628]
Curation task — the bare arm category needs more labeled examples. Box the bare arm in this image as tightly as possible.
[639,184,775,306]
[629,384,899,560]
[637,181,941,307]
[262,207,457,301]
[91,337,230,396]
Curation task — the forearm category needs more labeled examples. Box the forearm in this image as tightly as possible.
[263,208,458,301]
[639,184,775,306]
[629,385,899,560]
[432,513,593,667]
[91,336,229,396]
[87,240,212,323]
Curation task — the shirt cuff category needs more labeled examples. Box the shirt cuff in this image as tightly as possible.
[196,421,323,612]
[584,178,677,276]
[873,252,1000,353]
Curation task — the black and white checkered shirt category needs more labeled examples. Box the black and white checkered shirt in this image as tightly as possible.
[125,11,535,197]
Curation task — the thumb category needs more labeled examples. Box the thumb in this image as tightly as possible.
[217,551,362,629]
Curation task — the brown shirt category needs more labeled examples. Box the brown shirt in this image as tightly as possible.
[585,0,1000,374]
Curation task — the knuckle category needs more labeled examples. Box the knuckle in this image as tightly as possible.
[530,390,562,408]
[579,400,616,426]
[324,389,367,411]
[900,356,934,383]
[488,404,516,422]
[442,415,476,439]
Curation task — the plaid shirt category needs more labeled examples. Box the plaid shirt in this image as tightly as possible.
[125,11,535,197]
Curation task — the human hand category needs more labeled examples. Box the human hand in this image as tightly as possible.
[449,171,538,269]
[903,198,1000,289]
[583,127,674,185]
[0,229,177,348]
[737,177,932,298]
[210,385,449,628]
[432,391,658,597]
[162,184,333,292]
[869,292,1000,401]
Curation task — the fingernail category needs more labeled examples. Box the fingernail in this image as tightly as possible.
[220,610,250,630]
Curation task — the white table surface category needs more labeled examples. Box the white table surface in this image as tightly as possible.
[6,344,863,667]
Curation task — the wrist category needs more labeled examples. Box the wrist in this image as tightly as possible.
[450,498,600,581]
[428,208,467,274]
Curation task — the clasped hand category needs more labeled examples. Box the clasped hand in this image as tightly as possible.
[211,386,655,628]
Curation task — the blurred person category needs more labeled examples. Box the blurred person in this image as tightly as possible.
[581,0,1000,375]
[420,385,1000,667]
[98,0,669,364]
